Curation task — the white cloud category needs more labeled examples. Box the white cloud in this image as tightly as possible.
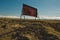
[39,15,60,20]
[0,15,20,18]
[0,15,60,20]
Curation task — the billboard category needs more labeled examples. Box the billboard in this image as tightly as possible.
[22,4,37,17]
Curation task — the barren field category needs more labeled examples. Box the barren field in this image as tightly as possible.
[0,18,60,40]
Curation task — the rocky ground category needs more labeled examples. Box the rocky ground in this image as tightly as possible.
[0,18,60,40]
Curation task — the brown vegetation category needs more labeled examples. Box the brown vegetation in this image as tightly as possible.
[0,18,60,40]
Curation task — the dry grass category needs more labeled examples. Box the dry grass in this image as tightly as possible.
[0,18,60,40]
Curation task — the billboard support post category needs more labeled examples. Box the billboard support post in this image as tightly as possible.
[35,17,36,21]
[24,15,25,21]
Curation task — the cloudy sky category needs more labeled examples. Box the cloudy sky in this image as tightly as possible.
[0,0,60,17]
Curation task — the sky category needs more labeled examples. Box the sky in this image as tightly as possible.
[0,0,60,17]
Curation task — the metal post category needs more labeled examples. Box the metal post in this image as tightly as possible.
[24,15,25,22]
